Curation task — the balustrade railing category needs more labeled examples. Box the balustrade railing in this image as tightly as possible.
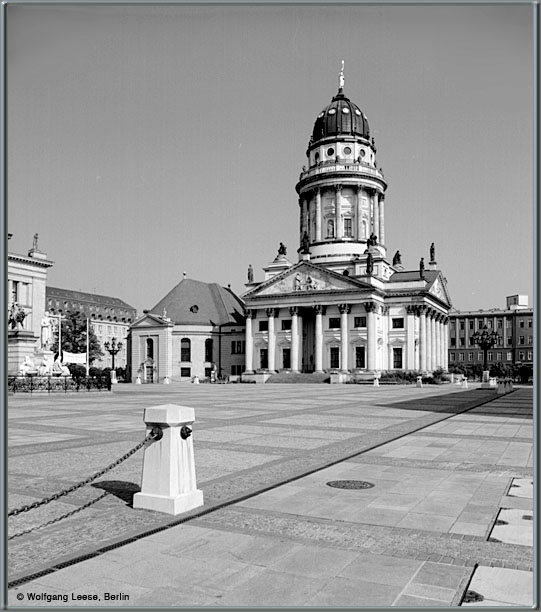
[8,375,112,394]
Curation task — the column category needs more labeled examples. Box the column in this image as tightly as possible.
[290,307,299,373]
[366,302,377,371]
[339,304,350,372]
[315,188,322,242]
[419,306,427,372]
[373,191,380,239]
[266,308,276,372]
[356,185,362,240]
[245,310,254,373]
[430,311,437,370]
[443,317,449,371]
[314,305,324,373]
[335,185,342,239]
[379,195,385,245]
[406,306,417,370]
[439,315,444,369]
[299,199,304,244]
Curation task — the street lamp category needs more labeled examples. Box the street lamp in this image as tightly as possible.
[104,337,123,371]
[472,324,499,385]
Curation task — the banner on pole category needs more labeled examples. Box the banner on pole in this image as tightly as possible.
[62,351,87,364]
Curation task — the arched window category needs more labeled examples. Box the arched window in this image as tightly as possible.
[146,338,154,359]
[205,339,213,362]
[361,220,367,239]
[181,338,191,362]
[327,219,335,238]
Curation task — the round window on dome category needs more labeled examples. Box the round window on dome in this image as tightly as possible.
[360,149,366,157]
[314,152,320,161]
[342,107,350,114]
[328,108,336,115]
[343,146,352,155]
[355,109,362,116]
[327,147,335,157]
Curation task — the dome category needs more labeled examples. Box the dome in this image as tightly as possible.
[311,89,370,143]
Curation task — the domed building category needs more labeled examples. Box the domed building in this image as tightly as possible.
[242,67,452,381]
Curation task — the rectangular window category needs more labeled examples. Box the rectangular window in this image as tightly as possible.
[282,348,291,369]
[478,352,483,361]
[281,320,292,331]
[355,346,366,368]
[478,318,483,328]
[329,318,340,329]
[231,364,246,376]
[344,218,352,237]
[450,338,456,347]
[519,336,525,345]
[497,319,503,328]
[392,318,404,329]
[459,353,464,362]
[205,367,212,378]
[469,320,474,330]
[393,348,403,369]
[507,351,513,360]
[506,317,512,328]
[527,336,533,345]
[496,352,502,361]
[180,367,191,377]
[449,353,455,362]
[527,351,532,360]
[519,351,525,361]
[260,348,268,369]
[519,320,525,328]
[468,352,473,361]
[528,320,532,328]
[487,351,493,361]
[231,341,236,354]
[507,336,513,345]
[354,316,366,328]
[460,321,465,330]
[450,321,455,330]
[330,347,340,369]
[259,321,268,332]
[459,338,465,347]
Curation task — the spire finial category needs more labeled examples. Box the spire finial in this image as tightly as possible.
[339,60,345,90]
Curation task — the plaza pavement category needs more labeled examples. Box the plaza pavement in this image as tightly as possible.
[7,382,535,607]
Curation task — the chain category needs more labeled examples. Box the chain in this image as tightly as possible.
[8,491,110,540]
[8,429,160,517]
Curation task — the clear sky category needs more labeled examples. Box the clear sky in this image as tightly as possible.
[6,3,535,315]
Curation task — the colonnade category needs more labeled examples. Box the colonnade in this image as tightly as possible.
[299,185,385,244]
[244,303,449,373]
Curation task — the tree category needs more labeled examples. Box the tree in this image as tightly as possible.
[50,311,104,364]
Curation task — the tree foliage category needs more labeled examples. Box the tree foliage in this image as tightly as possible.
[50,310,104,364]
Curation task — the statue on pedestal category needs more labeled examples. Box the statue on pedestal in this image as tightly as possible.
[392,250,402,266]
[430,242,436,262]
[419,257,425,279]
[247,264,253,283]
[40,312,52,348]
[366,233,378,248]
[8,302,26,330]
[366,252,374,275]
[278,242,287,256]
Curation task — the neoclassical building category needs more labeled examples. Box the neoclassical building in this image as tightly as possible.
[242,71,451,378]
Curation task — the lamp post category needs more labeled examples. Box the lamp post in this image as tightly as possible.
[472,324,499,387]
[104,337,123,371]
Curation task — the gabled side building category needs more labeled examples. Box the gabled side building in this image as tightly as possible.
[129,278,246,383]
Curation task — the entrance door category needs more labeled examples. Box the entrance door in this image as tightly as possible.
[300,307,315,372]
[144,360,154,383]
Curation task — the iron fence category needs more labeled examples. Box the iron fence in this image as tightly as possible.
[7,375,112,394]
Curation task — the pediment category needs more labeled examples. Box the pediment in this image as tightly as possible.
[246,263,367,298]
[428,274,452,306]
[131,313,170,328]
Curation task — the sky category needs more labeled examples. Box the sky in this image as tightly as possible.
[6,3,535,316]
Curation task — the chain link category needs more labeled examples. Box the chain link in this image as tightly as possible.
[8,491,110,540]
[8,429,159,517]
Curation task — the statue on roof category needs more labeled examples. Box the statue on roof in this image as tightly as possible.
[392,250,402,266]
[33,233,38,250]
[339,60,345,90]
[419,257,425,279]
[278,242,287,256]
[367,232,378,248]
[430,242,436,262]
[366,252,374,275]
[247,264,253,283]
[299,231,310,255]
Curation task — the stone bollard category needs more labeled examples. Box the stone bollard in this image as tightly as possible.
[192,376,199,384]
[135,375,142,384]
[163,376,170,384]
[373,377,379,387]
[462,377,468,389]
[133,404,204,515]
[497,381,505,394]
[416,376,423,388]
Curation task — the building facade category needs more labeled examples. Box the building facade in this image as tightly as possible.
[46,287,137,369]
[129,278,246,383]
[448,295,534,370]
[7,234,54,373]
[242,73,452,378]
